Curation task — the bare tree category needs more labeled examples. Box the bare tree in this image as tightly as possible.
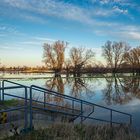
[64,59,72,76]
[102,41,130,73]
[43,41,67,75]
[69,47,95,76]
[124,46,140,74]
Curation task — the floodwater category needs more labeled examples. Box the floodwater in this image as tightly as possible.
[0,72,140,131]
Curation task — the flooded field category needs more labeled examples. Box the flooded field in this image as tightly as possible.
[0,73,140,131]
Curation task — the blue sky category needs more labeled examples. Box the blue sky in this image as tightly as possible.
[0,0,140,66]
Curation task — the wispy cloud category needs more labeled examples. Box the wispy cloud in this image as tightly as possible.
[1,0,130,26]
[0,24,18,34]
[0,0,139,42]
[18,36,56,46]
[93,23,140,41]
[2,0,90,22]
[118,25,140,40]
[34,37,56,42]
[121,31,140,40]
[113,6,128,14]
[91,0,128,5]
[0,45,24,51]
[20,14,47,24]
[20,41,41,45]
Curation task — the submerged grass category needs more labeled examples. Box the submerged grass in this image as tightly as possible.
[3,123,140,140]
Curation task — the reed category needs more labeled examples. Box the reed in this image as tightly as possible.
[3,123,140,140]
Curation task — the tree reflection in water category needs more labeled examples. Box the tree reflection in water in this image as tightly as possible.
[68,77,96,99]
[45,75,65,104]
[44,75,95,105]
[42,74,140,106]
[103,75,140,105]
[120,76,140,97]
[68,77,86,98]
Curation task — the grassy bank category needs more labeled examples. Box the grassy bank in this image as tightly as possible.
[3,123,140,140]
[0,99,19,107]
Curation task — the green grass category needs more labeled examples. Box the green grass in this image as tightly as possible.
[0,99,19,107]
[3,123,140,140]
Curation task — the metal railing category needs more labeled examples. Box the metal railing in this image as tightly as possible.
[0,80,28,129]
[30,85,132,127]
[0,80,132,130]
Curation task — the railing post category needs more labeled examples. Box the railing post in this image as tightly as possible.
[0,81,1,101]
[93,105,94,112]
[24,87,28,130]
[2,80,4,101]
[130,115,132,125]
[81,101,83,124]
[29,87,33,129]
[44,92,46,109]
[110,110,112,127]
[72,100,74,114]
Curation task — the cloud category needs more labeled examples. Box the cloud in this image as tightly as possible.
[0,24,26,39]
[1,0,129,26]
[0,0,139,42]
[18,36,56,46]
[20,41,41,45]
[3,0,91,23]
[122,31,140,40]
[0,24,17,34]
[34,37,56,42]
[113,6,128,14]
[91,0,122,5]
[20,14,47,24]
[100,0,111,4]
[118,25,140,40]
[0,45,24,51]
[94,24,140,41]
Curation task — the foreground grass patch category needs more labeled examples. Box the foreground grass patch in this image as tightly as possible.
[3,123,140,140]
[0,99,19,107]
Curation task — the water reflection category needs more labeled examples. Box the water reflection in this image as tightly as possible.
[68,77,88,98]
[1,73,140,130]
[1,73,140,105]
[44,75,140,105]
[45,75,64,94]
[120,76,140,97]
[45,75,64,103]
[103,75,140,105]
[44,76,96,103]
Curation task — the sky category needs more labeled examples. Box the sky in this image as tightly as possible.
[0,0,140,67]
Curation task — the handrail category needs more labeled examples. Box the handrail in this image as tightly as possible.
[1,80,131,118]
[1,80,28,88]
[0,106,26,113]
[0,80,28,129]
[0,80,132,128]
[0,86,25,90]
[32,105,121,125]
[31,85,132,117]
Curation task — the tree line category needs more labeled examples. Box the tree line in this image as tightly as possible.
[43,40,140,75]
